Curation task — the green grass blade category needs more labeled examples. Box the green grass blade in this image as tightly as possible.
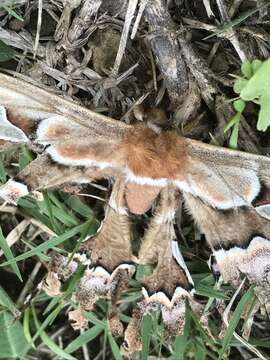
[64,325,104,354]
[0,227,22,281]
[141,314,152,360]
[0,286,19,315]
[218,286,255,360]
[32,307,78,360]
[0,222,90,266]
[107,329,123,360]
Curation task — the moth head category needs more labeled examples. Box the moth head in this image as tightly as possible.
[133,104,169,133]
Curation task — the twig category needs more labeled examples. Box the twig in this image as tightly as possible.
[216,0,248,61]
[0,219,30,257]
[202,0,215,18]
[112,0,139,76]
[16,261,42,307]
[131,0,148,39]
[67,0,102,44]
[33,0,43,58]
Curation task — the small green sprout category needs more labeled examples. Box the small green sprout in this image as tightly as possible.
[226,57,270,148]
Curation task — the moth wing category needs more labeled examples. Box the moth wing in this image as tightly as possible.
[0,73,130,167]
[182,140,270,307]
[180,138,270,210]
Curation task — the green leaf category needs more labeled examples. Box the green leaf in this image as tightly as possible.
[64,325,103,354]
[170,305,192,360]
[218,286,255,360]
[107,330,123,360]
[233,78,248,94]
[0,311,28,358]
[32,307,78,360]
[0,222,90,266]
[21,303,65,357]
[257,90,270,131]
[0,155,7,183]
[0,286,19,316]
[241,61,252,79]
[19,147,34,170]
[141,314,152,360]
[239,58,270,131]
[252,59,263,73]
[0,227,22,281]
[3,5,24,21]
[240,57,270,101]
[0,40,15,62]
[233,99,245,113]
[224,112,241,133]
[229,122,239,149]
[135,264,154,281]
[23,308,34,348]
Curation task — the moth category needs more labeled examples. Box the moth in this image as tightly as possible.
[0,72,270,350]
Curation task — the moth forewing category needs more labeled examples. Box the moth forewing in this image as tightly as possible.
[0,72,130,140]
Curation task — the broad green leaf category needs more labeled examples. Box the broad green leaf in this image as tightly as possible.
[239,57,270,131]
[240,58,270,101]
[241,61,252,79]
[233,78,248,94]
[257,90,270,131]
[0,311,28,358]
[252,59,263,73]
[233,99,245,113]
[0,40,15,62]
